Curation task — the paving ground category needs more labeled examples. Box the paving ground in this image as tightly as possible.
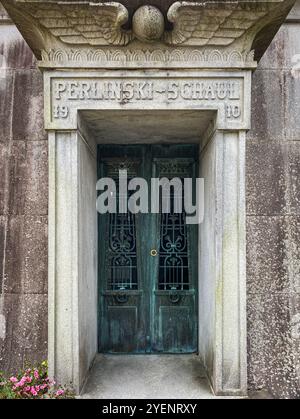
[80,354,242,399]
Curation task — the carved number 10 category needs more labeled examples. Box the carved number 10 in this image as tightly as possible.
[53,105,69,119]
[226,104,241,119]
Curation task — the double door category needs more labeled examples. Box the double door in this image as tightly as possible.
[98,145,198,353]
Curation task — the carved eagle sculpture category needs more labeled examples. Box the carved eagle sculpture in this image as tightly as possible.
[4,1,281,47]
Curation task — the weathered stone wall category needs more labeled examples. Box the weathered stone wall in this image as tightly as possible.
[0,3,48,371]
[246,1,300,399]
[0,0,299,398]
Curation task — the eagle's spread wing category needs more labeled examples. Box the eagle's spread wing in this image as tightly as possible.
[19,1,133,46]
[165,1,270,46]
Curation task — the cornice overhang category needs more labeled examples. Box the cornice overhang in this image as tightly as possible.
[1,0,296,69]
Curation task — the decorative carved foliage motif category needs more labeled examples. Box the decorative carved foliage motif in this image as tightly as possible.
[41,47,255,66]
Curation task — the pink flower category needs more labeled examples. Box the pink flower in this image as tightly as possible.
[26,369,31,374]
[10,377,18,383]
[47,379,56,386]
[17,376,27,387]
[55,389,64,397]
[34,370,39,380]
[30,387,38,396]
[26,376,32,383]
[41,384,47,390]
[24,386,31,392]
[35,385,41,392]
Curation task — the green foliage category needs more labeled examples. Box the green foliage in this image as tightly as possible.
[0,361,75,399]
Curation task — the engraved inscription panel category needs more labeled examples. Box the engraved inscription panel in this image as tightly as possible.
[48,76,245,129]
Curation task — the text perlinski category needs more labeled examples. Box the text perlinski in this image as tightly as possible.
[54,80,240,102]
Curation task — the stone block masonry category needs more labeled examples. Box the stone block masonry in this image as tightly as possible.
[0,3,47,372]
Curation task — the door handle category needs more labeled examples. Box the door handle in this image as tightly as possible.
[150,249,158,257]
[169,287,181,304]
[114,294,129,304]
[169,292,181,304]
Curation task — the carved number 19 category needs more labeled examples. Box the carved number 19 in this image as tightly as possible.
[53,105,69,119]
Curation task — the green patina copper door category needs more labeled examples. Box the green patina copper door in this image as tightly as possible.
[98,145,198,354]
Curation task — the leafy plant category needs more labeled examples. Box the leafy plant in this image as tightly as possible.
[0,361,75,399]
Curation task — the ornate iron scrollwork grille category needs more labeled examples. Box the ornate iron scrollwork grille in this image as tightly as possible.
[156,159,194,291]
[104,158,139,291]
[158,191,189,291]
[107,212,138,291]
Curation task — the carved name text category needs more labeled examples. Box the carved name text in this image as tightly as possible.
[54,80,240,102]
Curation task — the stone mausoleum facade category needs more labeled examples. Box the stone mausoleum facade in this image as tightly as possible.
[0,0,299,399]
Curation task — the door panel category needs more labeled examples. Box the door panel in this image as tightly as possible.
[98,145,198,354]
[158,305,195,353]
[151,154,198,353]
[107,306,138,353]
[98,149,148,353]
